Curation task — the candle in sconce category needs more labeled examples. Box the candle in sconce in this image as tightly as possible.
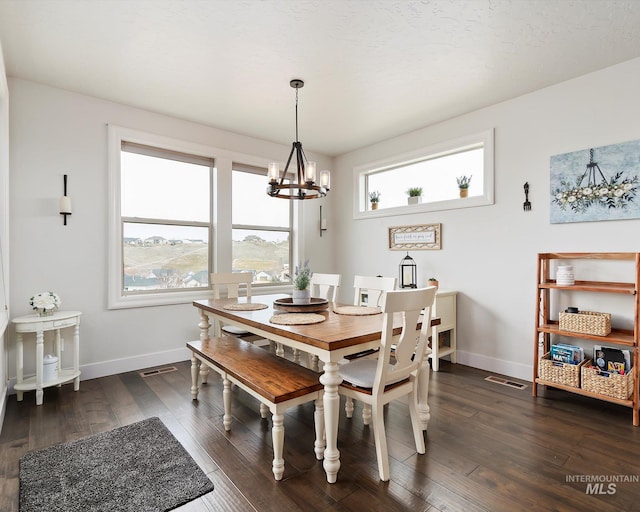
[320,170,330,189]
[305,161,316,183]
[267,162,279,182]
[59,196,72,214]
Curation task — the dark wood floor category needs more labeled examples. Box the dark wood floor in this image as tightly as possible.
[2,355,640,512]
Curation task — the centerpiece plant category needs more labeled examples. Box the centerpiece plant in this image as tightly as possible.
[292,260,313,304]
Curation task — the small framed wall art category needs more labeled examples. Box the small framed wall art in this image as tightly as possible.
[388,223,441,250]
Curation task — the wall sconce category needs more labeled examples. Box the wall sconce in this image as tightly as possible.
[59,174,72,225]
[399,252,417,288]
[320,205,328,237]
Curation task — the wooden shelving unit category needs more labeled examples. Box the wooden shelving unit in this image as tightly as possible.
[533,252,639,426]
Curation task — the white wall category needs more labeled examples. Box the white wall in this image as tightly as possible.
[0,44,9,430]
[8,57,640,389]
[333,57,640,380]
[7,78,334,385]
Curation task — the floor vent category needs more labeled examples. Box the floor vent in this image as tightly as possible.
[139,366,178,378]
[485,375,527,390]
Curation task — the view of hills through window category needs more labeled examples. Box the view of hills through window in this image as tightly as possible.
[232,168,292,285]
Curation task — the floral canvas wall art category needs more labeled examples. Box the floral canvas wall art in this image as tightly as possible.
[550,139,640,224]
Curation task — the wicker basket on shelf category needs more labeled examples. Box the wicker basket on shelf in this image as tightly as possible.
[581,362,634,400]
[559,311,611,336]
[538,353,586,388]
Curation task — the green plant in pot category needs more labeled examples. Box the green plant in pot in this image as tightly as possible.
[457,175,472,198]
[427,277,439,289]
[407,187,423,205]
[292,260,313,304]
[369,190,381,210]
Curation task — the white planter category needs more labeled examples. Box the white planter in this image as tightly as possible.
[292,289,311,304]
[407,196,422,205]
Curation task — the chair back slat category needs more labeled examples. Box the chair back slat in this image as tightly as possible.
[373,287,437,392]
[210,272,253,299]
[310,273,341,302]
[353,275,397,307]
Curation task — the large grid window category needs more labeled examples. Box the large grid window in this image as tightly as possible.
[121,143,212,293]
[108,125,215,308]
[232,165,292,285]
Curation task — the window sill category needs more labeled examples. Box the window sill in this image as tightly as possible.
[354,194,493,220]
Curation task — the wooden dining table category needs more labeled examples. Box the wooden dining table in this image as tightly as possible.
[193,293,440,483]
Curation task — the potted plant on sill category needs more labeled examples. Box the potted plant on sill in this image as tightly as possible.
[369,190,381,210]
[406,187,423,205]
[457,175,472,198]
[292,260,313,304]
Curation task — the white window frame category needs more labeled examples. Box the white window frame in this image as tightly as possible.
[108,125,220,309]
[353,129,494,219]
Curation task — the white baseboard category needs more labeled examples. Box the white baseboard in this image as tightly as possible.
[7,347,191,395]
[455,350,532,382]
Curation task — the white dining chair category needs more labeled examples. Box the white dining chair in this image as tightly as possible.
[342,275,398,414]
[338,286,437,481]
[303,272,342,370]
[311,272,341,303]
[210,272,255,338]
[353,275,397,307]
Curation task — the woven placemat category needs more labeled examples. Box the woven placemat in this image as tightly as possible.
[270,313,326,325]
[333,305,381,316]
[223,303,268,311]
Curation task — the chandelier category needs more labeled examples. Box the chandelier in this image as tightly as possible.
[267,79,330,200]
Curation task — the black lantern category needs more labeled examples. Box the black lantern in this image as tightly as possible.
[399,252,417,288]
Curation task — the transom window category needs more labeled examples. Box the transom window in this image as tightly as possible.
[354,129,494,218]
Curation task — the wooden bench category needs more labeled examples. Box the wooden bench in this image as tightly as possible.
[187,337,325,481]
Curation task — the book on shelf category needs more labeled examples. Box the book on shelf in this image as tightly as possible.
[550,343,584,365]
[593,345,631,375]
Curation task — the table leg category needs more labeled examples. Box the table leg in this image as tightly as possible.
[35,330,44,405]
[56,328,63,387]
[320,360,341,483]
[16,333,24,402]
[198,311,211,383]
[417,352,431,430]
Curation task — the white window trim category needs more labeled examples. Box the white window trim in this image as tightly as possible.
[108,125,301,309]
[352,129,494,219]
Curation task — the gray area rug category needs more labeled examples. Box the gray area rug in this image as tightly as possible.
[19,417,214,512]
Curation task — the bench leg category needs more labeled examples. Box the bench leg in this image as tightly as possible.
[223,377,232,431]
[190,355,200,400]
[260,403,269,419]
[314,396,325,460]
[272,413,285,481]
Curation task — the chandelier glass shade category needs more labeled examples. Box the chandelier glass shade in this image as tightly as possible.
[267,79,330,200]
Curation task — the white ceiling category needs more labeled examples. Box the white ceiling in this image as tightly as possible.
[1,0,640,156]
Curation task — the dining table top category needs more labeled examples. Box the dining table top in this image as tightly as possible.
[193,293,440,353]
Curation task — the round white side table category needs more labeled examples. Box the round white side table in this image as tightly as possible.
[12,310,82,405]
